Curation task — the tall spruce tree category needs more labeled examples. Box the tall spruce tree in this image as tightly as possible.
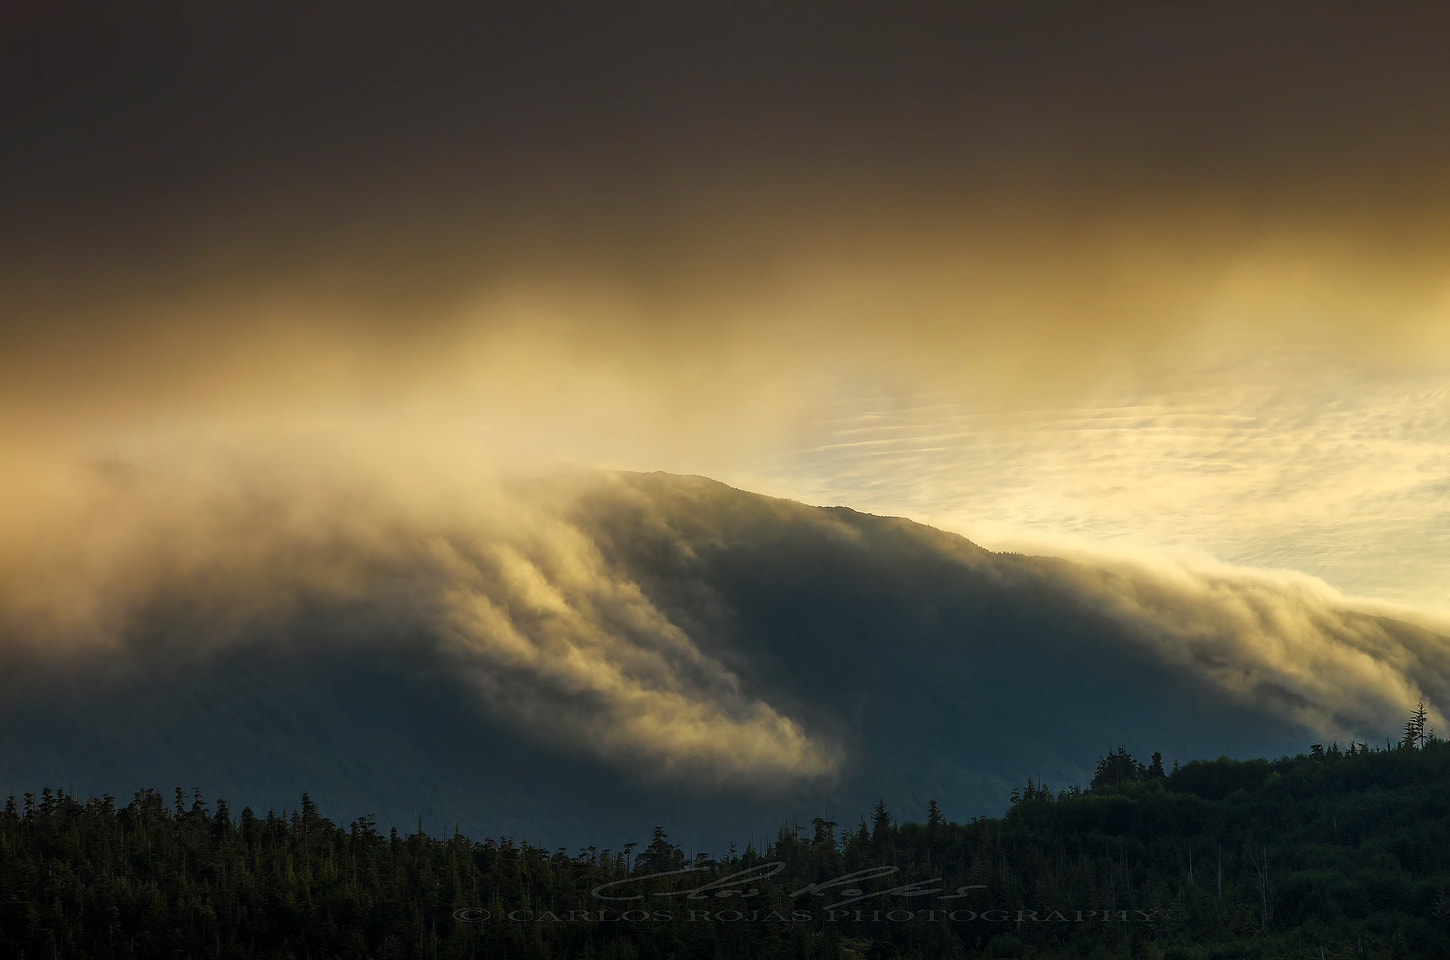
[1404,701,1428,749]
[870,799,892,841]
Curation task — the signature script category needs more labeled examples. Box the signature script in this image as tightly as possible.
[591,863,986,911]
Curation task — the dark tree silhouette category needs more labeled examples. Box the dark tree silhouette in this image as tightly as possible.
[870,799,892,842]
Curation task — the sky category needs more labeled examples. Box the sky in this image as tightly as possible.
[5,2,1450,638]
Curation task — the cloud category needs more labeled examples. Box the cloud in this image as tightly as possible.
[6,7,1450,581]
[0,455,839,786]
[2,442,1446,807]
[1047,553,1450,744]
[767,352,1450,616]
[421,514,837,781]
[5,4,1450,507]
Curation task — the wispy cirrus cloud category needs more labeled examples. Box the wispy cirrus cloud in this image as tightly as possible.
[750,348,1450,618]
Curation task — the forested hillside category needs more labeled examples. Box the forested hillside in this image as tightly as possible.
[4,717,1447,959]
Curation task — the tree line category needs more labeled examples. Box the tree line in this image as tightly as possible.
[2,705,1448,959]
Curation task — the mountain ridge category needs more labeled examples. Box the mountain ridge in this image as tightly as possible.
[2,470,1443,851]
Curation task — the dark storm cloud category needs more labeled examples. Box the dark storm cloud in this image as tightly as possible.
[6,3,1450,451]
[8,1,1450,313]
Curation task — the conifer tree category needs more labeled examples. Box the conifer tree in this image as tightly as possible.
[870,799,892,841]
[926,800,946,832]
[1404,701,1428,749]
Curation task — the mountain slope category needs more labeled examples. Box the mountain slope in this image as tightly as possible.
[1,471,1442,851]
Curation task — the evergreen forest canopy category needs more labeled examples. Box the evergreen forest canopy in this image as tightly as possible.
[2,705,1447,960]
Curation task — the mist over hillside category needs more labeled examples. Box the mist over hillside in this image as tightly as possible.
[1,470,1443,852]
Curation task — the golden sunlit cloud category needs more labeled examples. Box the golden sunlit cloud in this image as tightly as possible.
[1051,554,1449,743]
[5,202,1450,621]
[0,454,841,784]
